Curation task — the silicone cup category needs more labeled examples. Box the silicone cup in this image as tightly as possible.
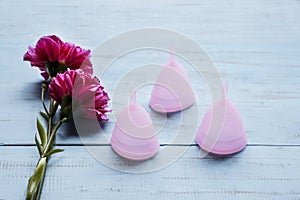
[149,50,195,113]
[111,92,159,160]
[196,85,247,155]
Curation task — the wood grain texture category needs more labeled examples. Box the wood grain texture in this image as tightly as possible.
[0,0,300,199]
[0,146,299,200]
[0,0,300,145]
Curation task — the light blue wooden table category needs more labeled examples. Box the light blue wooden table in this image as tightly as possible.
[1,0,300,199]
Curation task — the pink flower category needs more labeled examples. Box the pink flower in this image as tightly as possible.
[49,70,110,120]
[23,35,92,80]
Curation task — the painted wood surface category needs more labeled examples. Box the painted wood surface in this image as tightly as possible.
[0,0,300,199]
[0,0,300,145]
[1,146,300,200]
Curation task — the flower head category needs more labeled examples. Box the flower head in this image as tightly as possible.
[49,69,110,120]
[24,35,92,80]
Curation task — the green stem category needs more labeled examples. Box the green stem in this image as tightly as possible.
[34,100,53,200]
[26,84,66,200]
[47,99,54,140]
[32,159,47,200]
[41,84,49,116]
[47,117,52,140]
[30,118,66,200]
[44,118,67,155]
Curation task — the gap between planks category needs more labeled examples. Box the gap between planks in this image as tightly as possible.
[1,143,300,147]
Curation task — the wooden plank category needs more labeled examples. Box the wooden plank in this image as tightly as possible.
[0,1,300,200]
[0,145,299,200]
[1,65,300,145]
[0,0,300,144]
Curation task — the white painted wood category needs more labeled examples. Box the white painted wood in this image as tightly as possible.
[0,146,299,200]
[0,0,299,145]
[0,0,300,199]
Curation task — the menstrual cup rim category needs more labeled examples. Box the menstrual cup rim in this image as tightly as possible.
[111,141,159,160]
[111,128,159,147]
[196,127,247,155]
[198,141,247,155]
[111,136,160,153]
[149,100,194,113]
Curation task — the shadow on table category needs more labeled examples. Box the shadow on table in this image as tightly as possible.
[22,80,45,101]
[58,118,110,137]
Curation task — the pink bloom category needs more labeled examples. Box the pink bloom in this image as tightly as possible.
[23,35,92,80]
[49,70,110,120]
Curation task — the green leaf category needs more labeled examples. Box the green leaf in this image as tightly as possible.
[26,157,47,200]
[39,111,49,121]
[44,148,64,157]
[34,134,43,156]
[36,118,47,147]
[44,118,67,154]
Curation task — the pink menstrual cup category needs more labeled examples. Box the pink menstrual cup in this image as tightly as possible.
[111,92,159,160]
[149,50,195,112]
[196,85,247,155]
